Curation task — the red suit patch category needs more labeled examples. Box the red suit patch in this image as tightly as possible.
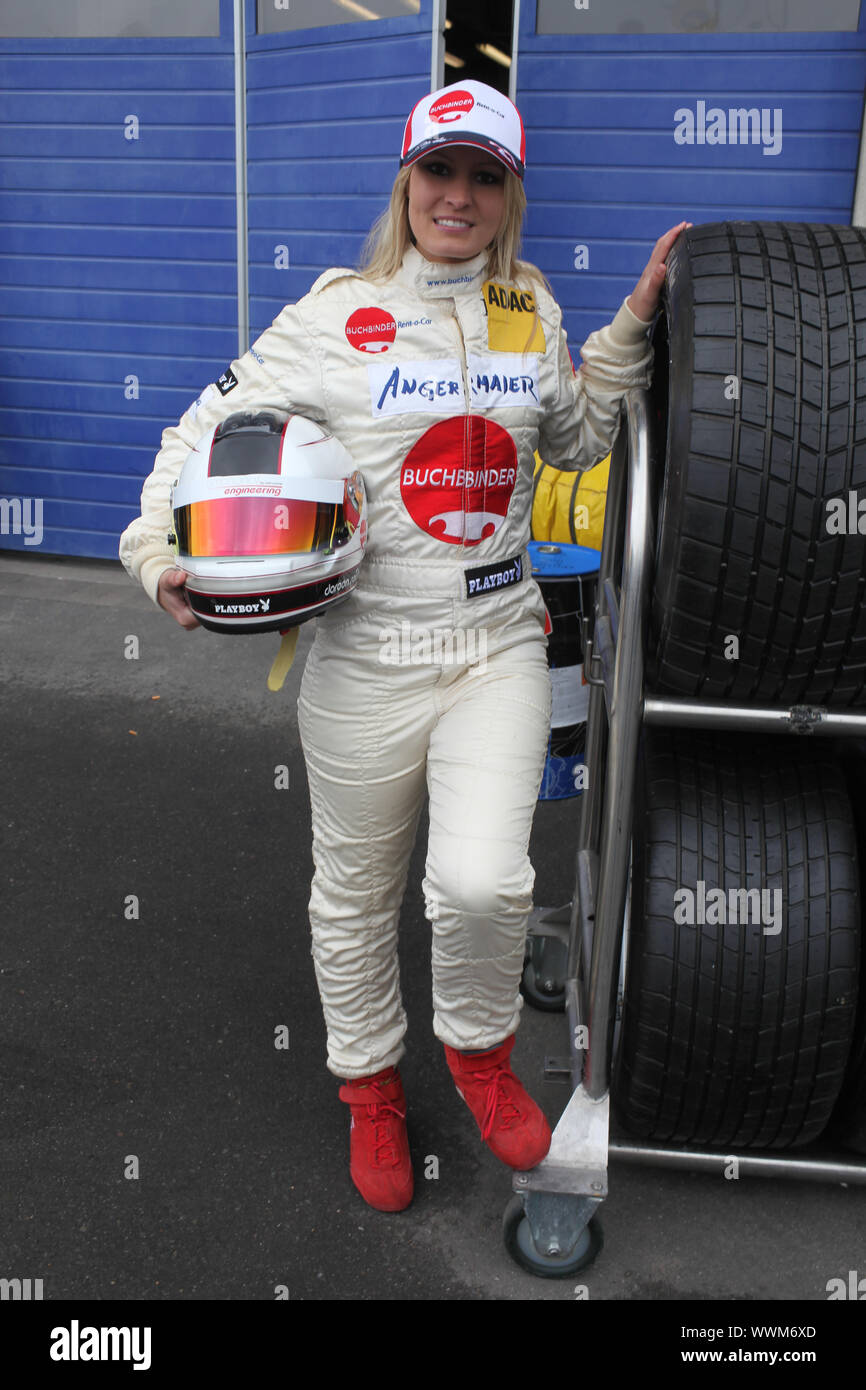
[429,90,475,123]
[400,416,517,547]
[345,308,397,354]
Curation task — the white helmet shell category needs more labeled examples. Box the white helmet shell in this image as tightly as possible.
[170,411,367,633]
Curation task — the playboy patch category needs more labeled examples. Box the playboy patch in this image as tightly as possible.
[464,553,523,598]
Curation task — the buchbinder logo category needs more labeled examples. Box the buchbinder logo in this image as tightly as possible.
[429,90,474,123]
[345,308,397,354]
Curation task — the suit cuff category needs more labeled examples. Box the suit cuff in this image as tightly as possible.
[608,296,654,349]
[139,554,176,609]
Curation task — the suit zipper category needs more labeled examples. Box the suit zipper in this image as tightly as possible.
[452,303,471,406]
[451,302,480,559]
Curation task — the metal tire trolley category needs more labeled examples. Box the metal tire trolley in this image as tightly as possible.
[504,387,866,1279]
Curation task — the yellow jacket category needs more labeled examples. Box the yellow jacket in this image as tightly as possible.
[531,451,610,551]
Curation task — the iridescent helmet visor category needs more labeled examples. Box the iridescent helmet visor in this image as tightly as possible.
[172,414,365,559]
[173,491,360,558]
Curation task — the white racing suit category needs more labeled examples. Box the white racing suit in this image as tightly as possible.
[119,244,653,1078]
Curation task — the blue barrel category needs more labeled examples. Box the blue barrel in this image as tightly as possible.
[529,541,600,801]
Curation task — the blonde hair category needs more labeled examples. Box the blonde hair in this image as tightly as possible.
[359,162,549,293]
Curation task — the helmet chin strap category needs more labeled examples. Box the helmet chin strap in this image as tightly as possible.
[267,627,300,692]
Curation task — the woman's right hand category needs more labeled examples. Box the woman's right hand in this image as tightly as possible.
[157,567,200,630]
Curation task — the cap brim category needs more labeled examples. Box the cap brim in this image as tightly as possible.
[401,133,524,180]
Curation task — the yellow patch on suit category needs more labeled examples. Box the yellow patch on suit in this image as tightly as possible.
[483,280,546,354]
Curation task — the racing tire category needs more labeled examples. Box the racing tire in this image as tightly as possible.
[828,738,866,1152]
[613,727,860,1149]
[647,221,866,706]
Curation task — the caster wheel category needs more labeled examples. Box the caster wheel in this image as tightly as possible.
[520,959,565,1011]
[503,1196,602,1278]
[520,941,566,1013]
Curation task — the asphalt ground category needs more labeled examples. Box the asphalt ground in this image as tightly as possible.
[2,552,865,1324]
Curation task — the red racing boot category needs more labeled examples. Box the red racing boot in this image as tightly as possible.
[337,1066,414,1212]
[443,1035,551,1170]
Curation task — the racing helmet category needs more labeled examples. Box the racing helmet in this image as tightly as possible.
[169,411,367,634]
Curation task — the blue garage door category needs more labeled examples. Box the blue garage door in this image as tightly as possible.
[515,1,866,352]
[0,0,436,559]
[245,0,435,340]
[0,0,237,559]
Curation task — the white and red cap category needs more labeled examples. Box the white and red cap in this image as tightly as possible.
[400,80,526,180]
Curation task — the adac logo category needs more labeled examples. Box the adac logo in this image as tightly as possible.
[345,308,397,354]
[483,280,546,353]
[429,90,474,124]
[400,416,517,547]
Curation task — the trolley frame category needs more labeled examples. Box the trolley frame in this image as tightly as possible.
[516,388,866,1262]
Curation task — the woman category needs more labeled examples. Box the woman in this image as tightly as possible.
[119,79,686,1214]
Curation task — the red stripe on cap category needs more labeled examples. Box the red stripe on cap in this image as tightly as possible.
[401,97,424,159]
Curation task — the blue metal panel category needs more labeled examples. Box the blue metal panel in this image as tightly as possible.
[515,5,866,354]
[0,316,233,358]
[1,1,435,559]
[0,256,234,295]
[0,0,237,559]
[0,191,236,227]
[0,225,236,262]
[245,5,434,340]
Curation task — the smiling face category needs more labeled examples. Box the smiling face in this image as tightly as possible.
[406,145,507,264]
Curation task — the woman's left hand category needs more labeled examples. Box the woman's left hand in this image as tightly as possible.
[627,222,692,322]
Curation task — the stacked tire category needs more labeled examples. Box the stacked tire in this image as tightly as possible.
[614,728,860,1148]
[648,221,866,706]
[612,222,866,1150]
[828,738,866,1152]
